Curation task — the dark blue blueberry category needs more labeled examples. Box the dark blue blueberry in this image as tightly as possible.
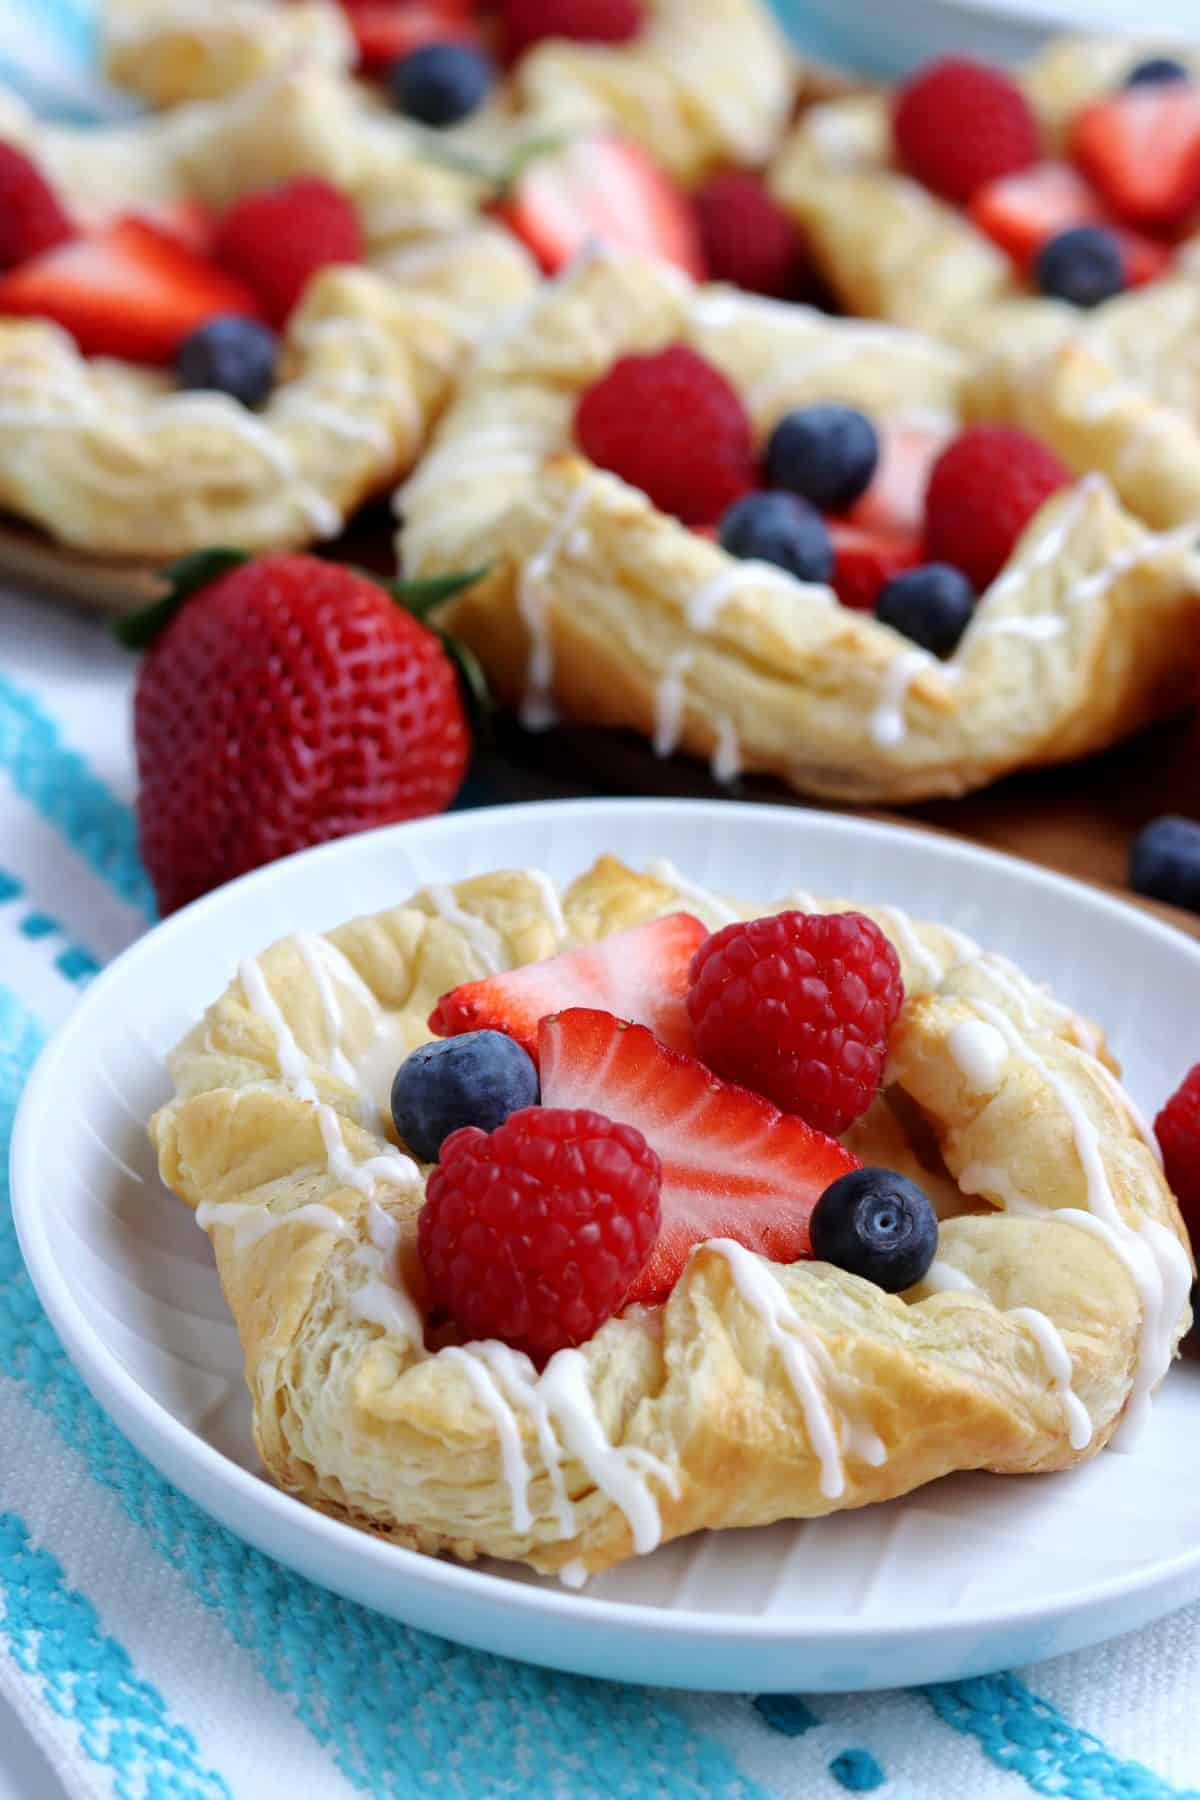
[810,1166,938,1293]
[875,561,975,658]
[718,490,834,584]
[1035,225,1126,308]
[1125,56,1191,87]
[175,315,278,407]
[391,1030,539,1162]
[764,404,879,511]
[1129,815,1200,913]
[388,43,493,126]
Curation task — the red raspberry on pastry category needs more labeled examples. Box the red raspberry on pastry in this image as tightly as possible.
[130,554,470,914]
[575,344,754,526]
[430,911,708,1059]
[501,0,645,61]
[893,57,1040,205]
[828,521,921,611]
[418,1105,662,1359]
[540,1008,859,1304]
[923,425,1072,592]
[214,178,364,327]
[692,170,809,298]
[687,910,904,1137]
[0,144,75,270]
[1155,1063,1200,1233]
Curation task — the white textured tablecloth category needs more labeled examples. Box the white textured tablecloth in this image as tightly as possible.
[2,4,1200,1794]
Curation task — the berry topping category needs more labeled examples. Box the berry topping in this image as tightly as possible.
[1155,1063,1200,1231]
[132,556,469,914]
[846,419,949,539]
[0,218,260,365]
[391,1030,540,1162]
[687,910,904,1137]
[875,562,975,657]
[893,57,1040,205]
[1034,223,1126,307]
[214,178,363,328]
[969,161,1104,271]
[540,1009,859,1305]
[1070,84,1200,231]
[497,134,703,277]
[502,0,645,61]
[1126,56,1191,88]
[430,911,707,1060]
[923,425,1072,593]
[1129,815,1200,914]
[718,491,834,585]
[692,170,809,299]
[344,1,481,72]
[418,1106,661,1360]
[765,404,880,513]
[388,41,494,125]
[575,344,753,525]
[809,1167,938,1293]
[0,143,75,270]
[828,521,920,612]
[175,314,279,407]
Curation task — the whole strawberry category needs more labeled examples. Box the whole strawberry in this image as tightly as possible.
[128,553,470,914]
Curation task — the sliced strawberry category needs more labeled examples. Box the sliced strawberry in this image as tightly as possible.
[428,911,708,1061]
[969,161,1104,271]
[829,520,921,612]
[0,218,261,364]
[496,134,705,278]
[129,198,217,258]
[1070,86,1200,232]
[539,1009,859,1304]
[1114,226,1173,285]
[342,1,481,71]
[846,418,952,539]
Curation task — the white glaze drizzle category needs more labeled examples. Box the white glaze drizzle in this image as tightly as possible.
[517,485,593,731]
[684,559,826,632]
[443,1348,534,1534]
[422,886,506,975]
[869,648,937,749]
[647,859,741,926]
[968,616,1066,645]
[349,1203,426,1344]
[537,1348,679,1554]
[877,904,945,987]
[652,651,693,758]
[274,392,393,452]
[522,869,568,945]
[471,1341,576,1538]
[710,716,742,786]
[294,931,366,1101]
[195,1199,350,1251]
[947,1020,1009,1092]
[558,1559,589,1589]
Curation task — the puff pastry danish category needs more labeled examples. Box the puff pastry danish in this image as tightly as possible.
[103,0,798,185]
[0,71,536,558]
[769,37,1200,530]
[150,856,1194,1583]
[396,251,1200,804]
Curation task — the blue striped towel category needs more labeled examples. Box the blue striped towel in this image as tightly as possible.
[0,8,1198,1796]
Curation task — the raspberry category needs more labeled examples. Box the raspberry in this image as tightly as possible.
[502,0,645,61]
[418,1106,662,1360]
[574,344,754,527]
[1155,1064,1200,1235]
[687,911,904,1137]
[0,144,75,270]
[214,178,363,327]
[924,426,1071,592]
[693,170,808,298]
[893,57,1040,206]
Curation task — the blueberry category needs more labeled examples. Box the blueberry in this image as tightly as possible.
[764,404,879,511]
[1035,225,1126,309]
[1129,815,1200,913]
[875,562,975,658]
[1125,56,1191,86]
[718,490,834,584]
[810,1166,938,1292]
[175,315,278,407]
[388,43,493,126]
[391,1030,539,1162]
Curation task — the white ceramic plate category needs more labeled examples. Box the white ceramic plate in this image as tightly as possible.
[11,800,1200,1692]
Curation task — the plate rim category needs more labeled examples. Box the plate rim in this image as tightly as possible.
[12,796,1200,1652]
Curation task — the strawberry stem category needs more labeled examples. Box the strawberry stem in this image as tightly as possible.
[383,565,490,618]
[386,566,494,738]
[112,546,249,650]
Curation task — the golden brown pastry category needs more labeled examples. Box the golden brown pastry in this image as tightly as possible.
[769,38,1200,527]
[150,855,1194,1583]
[395,250,1200,804]
[0,71,537,558]
[102,0,799,184]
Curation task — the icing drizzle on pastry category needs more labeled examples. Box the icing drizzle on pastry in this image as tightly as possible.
[517,484,594,731]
